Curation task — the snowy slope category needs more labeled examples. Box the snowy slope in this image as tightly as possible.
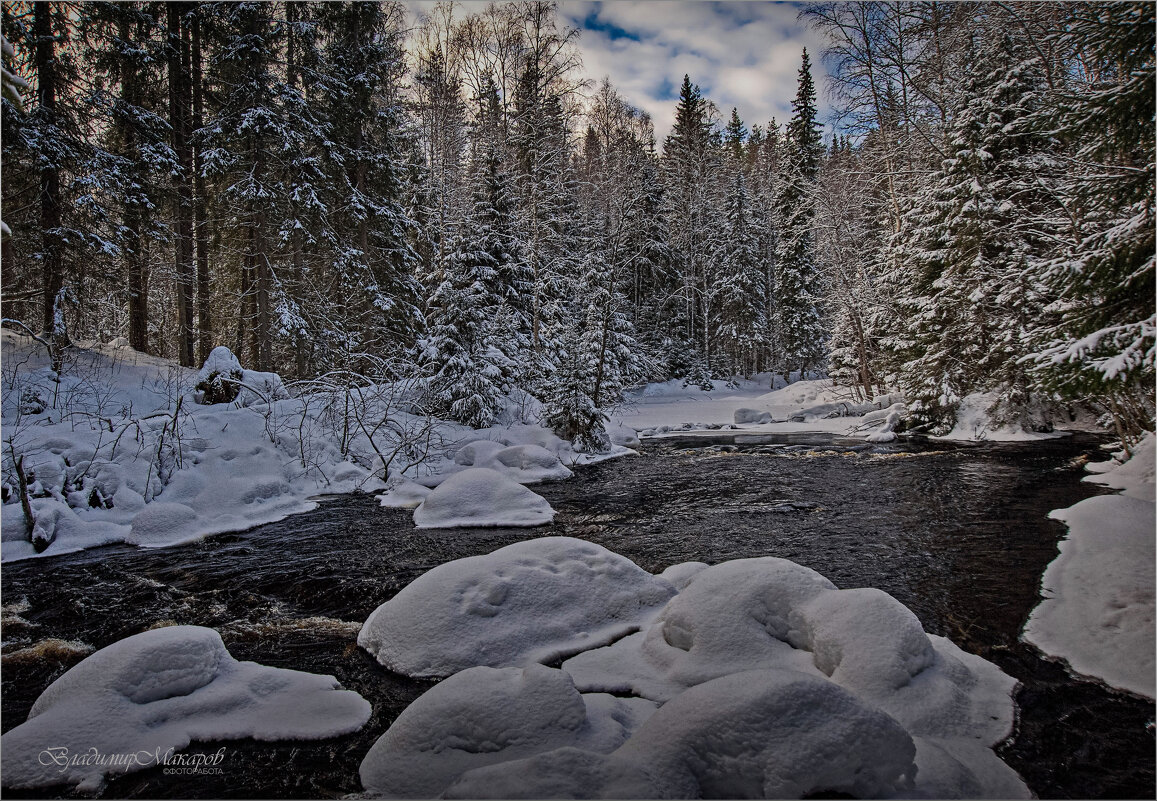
[1024,434,1156,698]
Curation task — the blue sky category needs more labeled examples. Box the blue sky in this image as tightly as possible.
[406,1,833,143]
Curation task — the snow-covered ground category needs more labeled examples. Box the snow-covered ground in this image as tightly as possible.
[0,625,370,791]
[0,333,630,561]
[1024,435,1156,698]
[610,376,1063,443]
[358,537,1028,799]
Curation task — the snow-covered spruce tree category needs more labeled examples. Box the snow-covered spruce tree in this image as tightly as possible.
[774,50,826,381]
[420,136,522,429]
[198,1,290,371]
[1027,2,1155,442]
[663,75,720,371]
[542,251,642,453]
[420,227,508,429]
[883,30,1052,430]
[314,1,422,370]
[711,172,766,377]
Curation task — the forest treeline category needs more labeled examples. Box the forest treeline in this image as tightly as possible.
[1,1,1152,448]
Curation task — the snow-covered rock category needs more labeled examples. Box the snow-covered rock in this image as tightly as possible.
[1024,434,1156,698]
[492,444,574,483]
[125,501,200,546]
[377,480,432,509]
[440,670,917,800]
[449,440,573,484]
[355,541,1027,799]
[359,664,656,798]
[453,439,508,467]
[357,537,677,677]
[412,468,555,528]
[0,626,371,791]
[734,407,772,424]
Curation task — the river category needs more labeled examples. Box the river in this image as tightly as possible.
[1,433,1153,799]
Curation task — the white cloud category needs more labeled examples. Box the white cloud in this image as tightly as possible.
[560,1,834,145]
[403,1,835,148]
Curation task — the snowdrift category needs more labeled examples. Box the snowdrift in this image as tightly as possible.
[358,537,1028,799]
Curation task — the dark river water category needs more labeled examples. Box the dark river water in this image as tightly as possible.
[1,433,1153,799]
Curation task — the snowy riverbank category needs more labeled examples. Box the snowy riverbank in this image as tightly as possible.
[1024,435,1156,698]
[611,375,1071,443]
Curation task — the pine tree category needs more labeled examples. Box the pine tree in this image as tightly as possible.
[774,50,825,380]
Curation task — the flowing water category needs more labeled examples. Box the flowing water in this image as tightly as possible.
[1,433,1153,799]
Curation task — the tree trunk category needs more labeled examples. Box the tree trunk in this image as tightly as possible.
[121,17,149,353]
[35,2,64,344]
[168,2,195,366]
[192,6,211,364]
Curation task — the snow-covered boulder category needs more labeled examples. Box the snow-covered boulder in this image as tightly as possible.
[356,541,1026,798]
[438,670,917,800]
[493,444,574,483]
[412,468,555,528]
[194,346,244,405]
[734,407,773,424]
[607,423,641,448]
[0,626,370,791]
[359,664,656,798]
[357,537,677,677]
[453,439,508,467]
[378,480,432,509]
[561,557,1026,798]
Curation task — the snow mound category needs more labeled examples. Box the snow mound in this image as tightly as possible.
[411,468,555,528]
[0,625,371,791]
[439,670,917,800]
[450,440,573,484]
[359,664,656,798]
[126,501,200,546]
[866,409,903,443]
[1025,434,1156,698]
[357,537,677,677]
[493,444,574,483]
[939,392,1062,442]
[562,558,1025,797]
[194,346,288,407]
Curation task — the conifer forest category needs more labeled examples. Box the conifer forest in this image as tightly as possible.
[1,3,1156,800]
[2,1,1152,444]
